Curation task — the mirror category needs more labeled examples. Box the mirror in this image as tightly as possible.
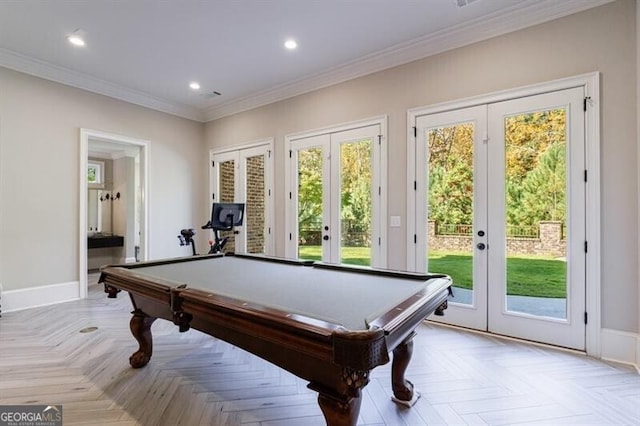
[87,189,113,235]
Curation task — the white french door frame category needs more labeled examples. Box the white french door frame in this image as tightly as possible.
[407,73,601,357]
[209,138,275,255]
[285,116,388,268]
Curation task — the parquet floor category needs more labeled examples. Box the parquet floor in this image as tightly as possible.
[0,275,638,425]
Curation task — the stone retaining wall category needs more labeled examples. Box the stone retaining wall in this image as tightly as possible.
[428,221,565,257]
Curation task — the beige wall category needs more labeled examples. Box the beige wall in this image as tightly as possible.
[205,1,639,333]
[637,0,640,347]
[0,67,206,291]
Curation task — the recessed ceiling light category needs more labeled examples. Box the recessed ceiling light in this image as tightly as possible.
[284,39,297,50]
[189,82,201,90]
[67,29,86,47]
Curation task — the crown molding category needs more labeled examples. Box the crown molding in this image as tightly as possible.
[0,0,612,123]
[0,48,204,122]
[202,0,612,121]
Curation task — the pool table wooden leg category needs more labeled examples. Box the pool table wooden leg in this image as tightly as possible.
[317,391,362,426]
[391,333,416,403]
[129,309,156,368]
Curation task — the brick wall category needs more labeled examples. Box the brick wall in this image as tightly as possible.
[245,155,265,254]
[218,160,235,252]
[217,157,266,254]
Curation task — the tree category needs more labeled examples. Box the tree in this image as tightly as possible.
[505,109,566,226]
[297,148,323,229]
[428,123,474,225]
[505,109,566,181]
[516,143,566,225]
[340,140,372,235]
[297,140,373,246]
[426,109,567,230]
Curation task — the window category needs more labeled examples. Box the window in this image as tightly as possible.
[88,160,104,188]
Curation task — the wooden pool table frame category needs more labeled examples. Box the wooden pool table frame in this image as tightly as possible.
[100,254,451,426]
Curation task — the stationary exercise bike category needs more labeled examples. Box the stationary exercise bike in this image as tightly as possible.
[178,202,245,255]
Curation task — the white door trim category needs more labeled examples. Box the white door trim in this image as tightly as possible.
[407,72,600,356]
[79,128,150,298]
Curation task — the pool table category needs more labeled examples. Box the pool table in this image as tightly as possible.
[100,253,451,426]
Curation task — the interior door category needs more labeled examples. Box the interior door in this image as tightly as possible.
[290,124,381,266]
[415,87,586,350]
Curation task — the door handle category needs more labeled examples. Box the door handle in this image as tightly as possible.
[476,243,486,250]
[323,235,329,241]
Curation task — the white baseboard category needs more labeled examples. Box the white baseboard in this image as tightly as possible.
[1,281,81,313]
[600,328,640,372]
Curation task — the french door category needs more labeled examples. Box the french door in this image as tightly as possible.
[416,105,489,330]
[414,87,586,349]
[210,141,274,255]
[286,122,385,268]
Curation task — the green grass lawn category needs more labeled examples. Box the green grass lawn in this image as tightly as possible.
[298,246,566,298]
[298,246,371,266]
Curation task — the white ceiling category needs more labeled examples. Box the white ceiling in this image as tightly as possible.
[0,0,611,122]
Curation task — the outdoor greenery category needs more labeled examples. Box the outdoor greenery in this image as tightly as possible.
[428,250,566,298]
[340,141,372,241]
[299,246,370,267]
[296,110,569,299]
[297,110,567,238]
[298,247,566,298]
[297,140,373,245]
[297,148,323,232]
[428,109,567,228]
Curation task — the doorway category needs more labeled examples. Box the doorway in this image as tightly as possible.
[79,129,149,298]
[408,75,600,352]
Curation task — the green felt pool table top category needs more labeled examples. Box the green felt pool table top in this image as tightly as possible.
[105,254,451,331]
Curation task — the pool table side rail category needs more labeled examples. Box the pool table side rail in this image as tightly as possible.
[100,267,177,301]
[369,279,451,351]
[311,261,449,281]
[101,253,224,271]
[177,288,354,364]
[175,286,345,339]
[229,252,315,266]
[368,276,451,332]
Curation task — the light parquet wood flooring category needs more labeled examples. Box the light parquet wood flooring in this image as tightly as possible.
[0,275,638,425]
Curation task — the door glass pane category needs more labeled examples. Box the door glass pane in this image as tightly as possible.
[245,154,265,254]
[504,109,567,319]
[297,147,322,261]
[340,139,372,266]
[219,160,236,253]
[427,123,474,305]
